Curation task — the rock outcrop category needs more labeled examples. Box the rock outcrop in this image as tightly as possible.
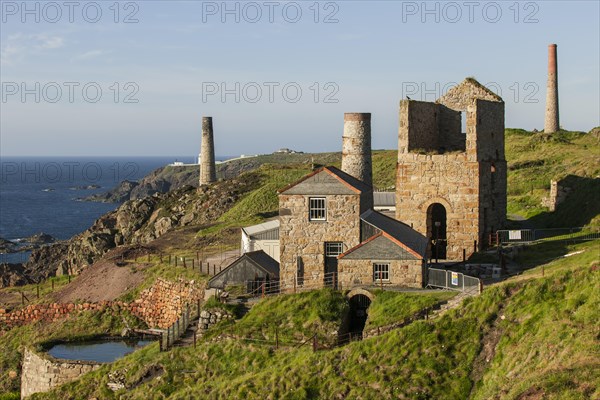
[24,174,262,281]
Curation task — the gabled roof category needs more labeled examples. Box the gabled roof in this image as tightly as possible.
[208,250,280,286]
[278,166,372,195]
[244,250,280,276]
[436,77,503,105]
[337,233,422,261]
[353,209,428,258]
[241,219,280,237]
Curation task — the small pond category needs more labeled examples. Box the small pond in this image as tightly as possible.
[47,339,154,363]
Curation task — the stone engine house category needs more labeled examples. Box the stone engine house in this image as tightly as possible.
[395,78,507,260]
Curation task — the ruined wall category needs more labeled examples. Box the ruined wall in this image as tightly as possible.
[279,194,362,291]
[542,179,571,211]
[0,278,204,330]
[21,348,100,398]
[396,82,506,260]
[396,152,480,260]
[337,259,424,289]
[399,100,439,153]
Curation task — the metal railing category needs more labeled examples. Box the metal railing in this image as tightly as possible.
[496,227,600,245]
[244,272,342,298]
[427,268,481,295]
[160,302,200,351]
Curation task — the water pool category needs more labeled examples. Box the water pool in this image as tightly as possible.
[47,339,154,363]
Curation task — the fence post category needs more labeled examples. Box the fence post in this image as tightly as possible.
[169,254,172,264]
[275,327,279,350]
[312,336,318,352]
[175,257,178,267]
[37,285,40,298]
[192,259,195,269]
[52,279,54,290]
[68,275,71,283]
[293,276,296,293]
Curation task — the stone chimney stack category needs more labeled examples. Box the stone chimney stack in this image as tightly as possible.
[199,117,217,185]
[544,44,559,133]
[341,113,373,188]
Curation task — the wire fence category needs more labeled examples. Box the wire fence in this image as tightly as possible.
[495,227,600,245]
[427,268,481,295]
[160,300,202,351]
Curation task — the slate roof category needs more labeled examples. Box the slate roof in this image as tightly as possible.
[338,209,428,259]
[243,250,280,277]
[241,219,280,238]
[373,192,395,207]
[278,166,372,195]
[208,250,280,287]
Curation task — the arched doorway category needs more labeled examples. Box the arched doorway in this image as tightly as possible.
[348,294,371,339]
[427,203,447,260]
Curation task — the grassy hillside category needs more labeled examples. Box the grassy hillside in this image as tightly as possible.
[505,129,599,227]
[28,239,599,399]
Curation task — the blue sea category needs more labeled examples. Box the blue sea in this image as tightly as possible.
[0,156,190,263]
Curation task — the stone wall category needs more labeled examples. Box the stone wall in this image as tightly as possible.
[337,259,424,288]
[21,348,100,398]
[134,278,204,329]
[542,179,571,211]
[0,278,204,330]
[279,194,362,291]
[396,80,506,260]
[197,308,233,333]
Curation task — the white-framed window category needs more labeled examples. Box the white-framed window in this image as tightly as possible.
[373,263,390,282]
[325,242,344,257]
[309,197,326,221]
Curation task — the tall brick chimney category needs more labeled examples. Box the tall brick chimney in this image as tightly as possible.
[341,113,373,188]
[544,44,559,133]
[199,117,216,185]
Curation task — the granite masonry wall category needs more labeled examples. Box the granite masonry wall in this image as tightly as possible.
[21,348,100,398]
[337,259,424,289]
[279,194,362,291]
[542,179,571,211]
[395,80,506,260]
[0,278,205,331]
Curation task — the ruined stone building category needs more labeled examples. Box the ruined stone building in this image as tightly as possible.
[395,78,507,260]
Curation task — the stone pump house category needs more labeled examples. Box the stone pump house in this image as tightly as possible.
[396,78,507,260]
[278,166,428,292]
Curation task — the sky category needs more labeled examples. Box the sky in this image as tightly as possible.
[1,0,599,157]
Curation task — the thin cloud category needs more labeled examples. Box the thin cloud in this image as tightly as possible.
[0,33,65,65]
[71,50,107,61]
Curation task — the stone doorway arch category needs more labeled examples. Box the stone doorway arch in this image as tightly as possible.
[427,203,447,260]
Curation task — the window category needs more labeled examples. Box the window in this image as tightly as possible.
[325,242,344,257]
[373,263,390,282]
[309,197,326,221]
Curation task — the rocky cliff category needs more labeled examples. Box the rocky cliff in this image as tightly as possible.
[24,173,263,281]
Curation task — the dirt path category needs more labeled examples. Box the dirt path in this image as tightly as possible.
[52,247,151,303]
[469,286,520,398]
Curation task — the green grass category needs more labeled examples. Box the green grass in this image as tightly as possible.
[30,240,599,400]
[220,289,348,346]
[0,309,145,394]
[505,128,600,227]
[117,259,207,302]
[364,290,457,331]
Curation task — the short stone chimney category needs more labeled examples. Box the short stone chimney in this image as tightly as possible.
[341,113,373,188]
[199,117,217,185]
[544,44,559,133]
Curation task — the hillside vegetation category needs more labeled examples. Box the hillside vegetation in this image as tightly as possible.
[30,239,599,399]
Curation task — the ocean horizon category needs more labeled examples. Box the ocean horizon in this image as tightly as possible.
[0,156,232,263]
